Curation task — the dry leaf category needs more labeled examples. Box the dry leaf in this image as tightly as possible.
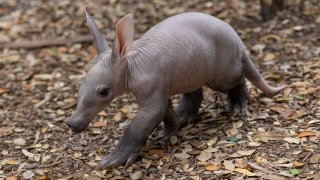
[174,153,190,159]
[97,111,108,117]
[196,151,212,162]
[1,159,20,165]
[223,160,235,171]
[232,121,243,129]
[253,131,287,142]
[293,161,304,167]
[92,121,107,127]
[298,131,316,138]
[0,88,10,94]
[237,149,255,156]
[226,128,239,137]
[283,137,300,144]
[260,34,282,42]
[234,159,248,168]
[205,163,220,171]
[0,126,15,137]
[309,153,320,164]
[5,176,18,180]
[263,53,277,61]
[234,168,256,177]
[149,149,164,158]
[130,171,143,180]
[285,109,305,120]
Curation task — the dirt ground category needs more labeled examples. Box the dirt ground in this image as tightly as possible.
[0,0,319,179]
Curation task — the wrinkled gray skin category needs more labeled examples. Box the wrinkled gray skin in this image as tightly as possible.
[66,10,285,169]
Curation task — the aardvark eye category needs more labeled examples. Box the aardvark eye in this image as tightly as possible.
[96,85,109,97]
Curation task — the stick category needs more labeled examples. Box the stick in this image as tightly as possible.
[0,35,111,49]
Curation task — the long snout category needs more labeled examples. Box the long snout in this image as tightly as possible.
[66,113,93,133]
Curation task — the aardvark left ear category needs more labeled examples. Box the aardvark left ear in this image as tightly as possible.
[113,14,134,59]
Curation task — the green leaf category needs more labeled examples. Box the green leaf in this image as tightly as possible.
[294,95,304,100]
[228,136,239,142]
[289,168,301,176]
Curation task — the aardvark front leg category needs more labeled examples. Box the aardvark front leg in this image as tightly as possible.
[97,93,168,169]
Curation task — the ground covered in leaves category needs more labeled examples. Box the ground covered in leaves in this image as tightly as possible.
[0,0,319,179]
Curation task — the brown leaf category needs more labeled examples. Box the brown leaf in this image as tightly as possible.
[263,53,277,61]
[0,126,15,137]
[205,163,220,171]
[298,131,316,138]
[223,160,235,171]
[260,34,282,43]
[234,159,249,168]
[253,131,287,142]
[285,109,305,120]
[0,88,10,95]
[92,121,107,127]
[309,153,320,164]
[5,176,18,180]
[149,149,164,158]
[234,168,256,177]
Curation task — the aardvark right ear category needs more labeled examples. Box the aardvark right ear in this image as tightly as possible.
[85,7,109,54]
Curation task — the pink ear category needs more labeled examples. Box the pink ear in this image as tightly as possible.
[113,14,134,59]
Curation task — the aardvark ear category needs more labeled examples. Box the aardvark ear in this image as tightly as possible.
[113,14,134,59]
[85,7,109,54]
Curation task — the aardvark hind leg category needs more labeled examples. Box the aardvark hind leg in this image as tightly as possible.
[175,88,203,127]
[227,81,249,115]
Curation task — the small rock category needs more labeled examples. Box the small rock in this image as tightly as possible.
[13,138,26,146]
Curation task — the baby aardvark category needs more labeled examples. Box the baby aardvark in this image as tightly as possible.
[66,9,285,169]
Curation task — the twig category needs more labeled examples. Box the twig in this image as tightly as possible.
[0,35,110,49]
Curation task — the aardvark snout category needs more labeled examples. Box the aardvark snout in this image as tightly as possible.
[66,114,92,133]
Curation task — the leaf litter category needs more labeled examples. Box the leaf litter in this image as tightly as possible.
[0,0,319,179]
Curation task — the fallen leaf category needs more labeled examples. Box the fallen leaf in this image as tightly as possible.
[1,159,20,165]
[223,160,235,171]
[97,111,108,117]
[309,153,320,164]
[0,126,15,137]
[263,53,277,61]
[260,34,282,43]
[232,121,243,129]
[226,128,239,137]
[293,161,304,167]
[234,159,248,168]
[92,121,107,127]
[253,131,287,142]
[174,153,190,159]
[196,151,212,162]
[149,149,164,158]
[205,163,220,171]
[22,170,35,179]
[298,131,316,138]
[261,174,286,180]
[237,150,256,156]
[113,112,122,122]
[234,168,256,177]
[0,88,10,94]
[270,105,288,113]
[130,170,143,180]
[5,176,18,180]
[283,137,300,144]
[289,168,301,176]
[285,109,305,120]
